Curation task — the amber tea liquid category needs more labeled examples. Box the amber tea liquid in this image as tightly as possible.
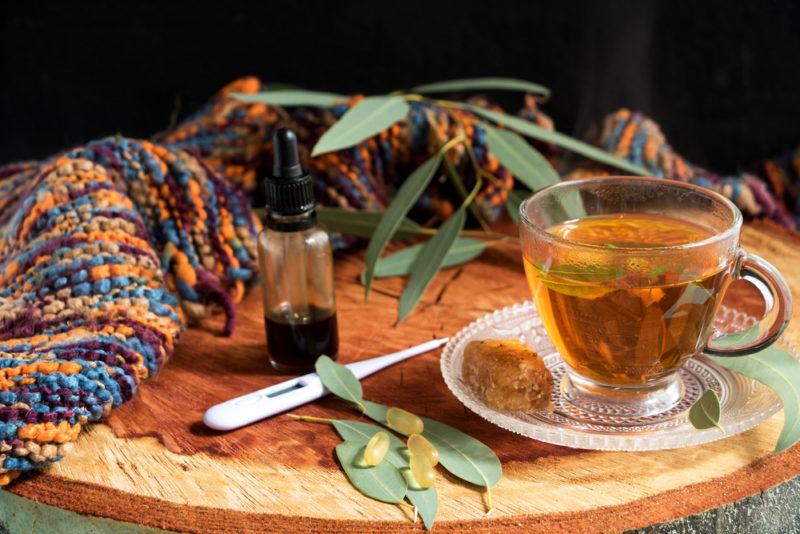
[524,213,734,386]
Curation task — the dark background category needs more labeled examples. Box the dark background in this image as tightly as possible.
[1,0,798,173]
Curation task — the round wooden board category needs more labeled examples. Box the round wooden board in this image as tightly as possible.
[6,220,800,533]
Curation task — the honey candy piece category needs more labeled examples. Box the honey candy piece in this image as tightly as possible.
[409,454,436,488]
[363,431,390,466]
[407,433,439,467]
[462,338,553,411]
[386,407,424,436]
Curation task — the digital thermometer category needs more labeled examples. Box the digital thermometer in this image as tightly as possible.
[203,337,449,431]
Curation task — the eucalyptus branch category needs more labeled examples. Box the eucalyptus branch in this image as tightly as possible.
[463,176,483,207]
[442,156,492,232]
[437,109,492,231]
[463,138,505,188]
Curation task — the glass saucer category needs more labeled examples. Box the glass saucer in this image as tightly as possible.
[440,301,797,451]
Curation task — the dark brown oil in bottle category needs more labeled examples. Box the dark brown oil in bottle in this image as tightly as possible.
[265,307,339,372]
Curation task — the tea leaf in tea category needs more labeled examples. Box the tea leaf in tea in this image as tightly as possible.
[420,417,502,488]
[527,261,622,298]
[335,442,407,504]
[230,90,346,107]
[363,154,442,299]
[315,355,365,412]
[398,207,466,321]
[711,346,800,452]
[484,125,560,192]
[535,262,624,283]
[663,283,713,320]
[317,207,425,240]
[364,238,486,280]
[412,77,550,98]
[689,390,723,431]
[466,105,649,176]
[312,96,410,156]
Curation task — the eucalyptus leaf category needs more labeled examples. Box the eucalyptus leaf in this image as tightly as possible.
[317,207,425,240]
[689,390,722,431]
[360,402,501,490]
[421,417,502,488]
[712,325,761,349]
[467,105,649,176]
[484,125,560,191]
[335,442,407,504]
[406,485,438,531]
[398,207,466,321]
[363,154,442,298]
[363,400,390,423]
[332,419,438,529]
[312,96,411,156]
[711,346,800,452]
[364,238,487,280]
[332,420,407,467]
[558,187,588,219]
[505,189,530,224]
[230,90,346,107]
[315,355,365,411]
[412,77,550,98]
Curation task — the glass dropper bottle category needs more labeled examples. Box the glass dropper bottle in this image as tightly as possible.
[258,128,339,372]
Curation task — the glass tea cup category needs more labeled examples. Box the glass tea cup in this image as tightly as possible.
[519,177,792,417]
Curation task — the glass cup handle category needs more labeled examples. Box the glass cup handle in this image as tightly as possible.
[706,252,793,357]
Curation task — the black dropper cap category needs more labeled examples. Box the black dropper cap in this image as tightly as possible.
[265,128,315,223]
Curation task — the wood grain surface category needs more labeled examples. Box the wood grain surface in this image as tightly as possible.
[7,219,800,533]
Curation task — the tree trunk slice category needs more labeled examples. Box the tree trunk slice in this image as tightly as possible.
[5,220,800,533]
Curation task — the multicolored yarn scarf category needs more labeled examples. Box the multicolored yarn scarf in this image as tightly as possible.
[0,76,797,484]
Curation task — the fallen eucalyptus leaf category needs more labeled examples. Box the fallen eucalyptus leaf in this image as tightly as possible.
[467,105,649,176]
[421,417,502,488]
[315,355,365,411]
[363,238,486,280]
[312,96,410,156]
[311,360,498,520]
[230,90,346,107]
[412,77,550,98]
[363,400,390,423]
[404,477,438,530]
[398,207,466,321]
[484,125,560,191]
[711,346,800,452]
[333,420,407,465]
[689,390,723,431]
[332,419,438,530]
[363,154,442,299]
[360,402,500,487]
[317,207,425,240]
[335,442,407,504]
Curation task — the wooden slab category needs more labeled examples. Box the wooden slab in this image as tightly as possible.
[6,220,800,533]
